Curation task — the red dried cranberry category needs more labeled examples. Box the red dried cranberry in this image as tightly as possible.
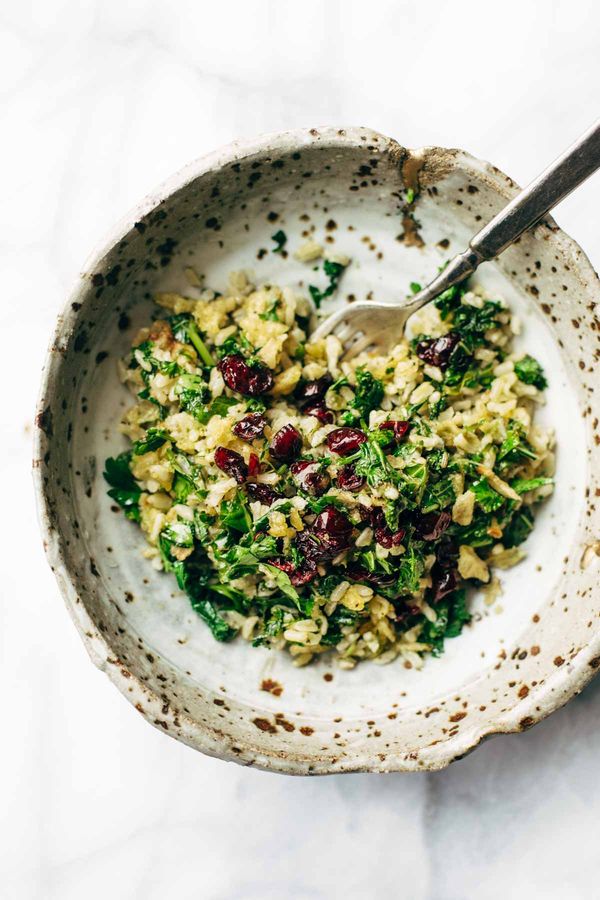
[246,482,277,505]
[295,374,333,406]
[379,420,410,442]
[303,402,334,424]
[270,424,302,462]
[346,565,395,588]
[232,412,267,441]
[326,427,367,455]
[290,461,330,496]
[375,525,406,548]
[270,557,318,587]
[214,446,248,483]
[218,354,274,396]
[430,567,458,603]
[415,332,460,370]
[336,464,366,492]
[248,452,260,476]
[310,506,353,558]
[414,510,452,541]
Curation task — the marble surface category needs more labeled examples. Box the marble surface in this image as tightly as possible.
[2,1,600,897]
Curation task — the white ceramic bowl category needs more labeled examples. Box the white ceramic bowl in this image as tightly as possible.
[34,127,600,773]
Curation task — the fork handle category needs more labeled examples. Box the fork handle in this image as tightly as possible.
[407,118,600,311]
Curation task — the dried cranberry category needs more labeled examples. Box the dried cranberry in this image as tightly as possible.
[375,525,406,548]
[379,420,410,442]
[430,567,458,603]
[326,427,367,455]
[415,333,460,370]
[270,424,302,462]
[218,354,274,396]
[295,374,333,407]
[214,446,248,483]
[232,412,267,441]
[246,482,278,505]
[303,402,334,424]
[336,464,366,492]
[310,506,354,559]
[270,557,318,587]
[248,452,260,476]
[414,510,452,541]
[346,565,395,588]
[290,461,330,496]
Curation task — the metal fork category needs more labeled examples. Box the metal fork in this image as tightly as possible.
[311,119,600,359]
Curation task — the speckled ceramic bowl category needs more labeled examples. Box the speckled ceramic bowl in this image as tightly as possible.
[34,127,600,774]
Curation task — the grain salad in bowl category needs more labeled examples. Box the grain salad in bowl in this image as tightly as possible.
[105,261,554,669]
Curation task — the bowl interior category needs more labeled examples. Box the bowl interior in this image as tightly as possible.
[36,129,600,772]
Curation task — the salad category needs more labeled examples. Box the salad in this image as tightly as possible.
[105,254,554,668]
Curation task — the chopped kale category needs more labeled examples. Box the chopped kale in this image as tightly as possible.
[132,427,169,455]
[503,506,535,548]
[419,589,471,656]
[220,494,252,532]
[497,423,537,468]
[103,451,141,521]
[168,313,215,366]
[309,259,348,308]
[471,477,505,513]
[514,354,548,390]
[510,476,553,495]
[320,606,360,646]
[252,607,286,646]
[259,298,281,321]
[352,368,384,419]
[271,229,287,253]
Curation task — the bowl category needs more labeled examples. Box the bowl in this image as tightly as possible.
[34,127,600,774]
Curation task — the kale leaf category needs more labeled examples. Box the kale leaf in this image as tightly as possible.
[103,451,141,521]
[271,229,287,253]
[132,427,169,455]
[514,355,548,390]
[352,368,384,419]
[419,589,471,656]
[309,259,348,309]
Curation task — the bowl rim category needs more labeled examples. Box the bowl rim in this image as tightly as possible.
[33,125,600,774]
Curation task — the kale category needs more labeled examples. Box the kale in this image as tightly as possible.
[162,520,194,547]
[434,283,465,320]
[309,259,348,309]
[252,607,286,646]
[497,423,537,468]
[451,300,503,351]
[132,427,169,455]
[167,450,204,493]
[168,313,215,366]
[245,397,267,413]
[103,451,141,521]
[420,475,455,513]
[510,476,553,495]
[214,332,256,361]
[514,355,548,390]
[397,462,428,506]
[172,472,194,502]
[395,543,425,594]
[271,229,287,253]
[352,368,384,419]
[419,589,471,656]
[259,298,281,321]
[503,506,535,548]
[320,606,360,646]
[160,542,237,642]
[471,477,505,513]
[220,494,252,532]
[409,280,422,294]
[451,510,496,548]
[428,395,448,418]
[384,500,401,531]
[259,563,302,606]
[177,373,238,424]
[354,437,400,488]
[137,387,168,419]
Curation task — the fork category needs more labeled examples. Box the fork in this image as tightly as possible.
[311,119,600,359]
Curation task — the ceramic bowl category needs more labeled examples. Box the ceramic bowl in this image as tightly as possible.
[34,127,600,774]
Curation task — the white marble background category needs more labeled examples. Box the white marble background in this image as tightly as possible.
[2,1,600,897]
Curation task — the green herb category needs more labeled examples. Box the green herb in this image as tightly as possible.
[245,397,267,413]
[168,313,215,366]
[510,476,553,495]
[434,283,465,320]
[452,510,496,548]
[395,544,425,594]
[271,230,287,253]
[354,437,399,488]
[259,298,281,321]
[320,606,359,646]
[452,300,503,351]
[514,355,548,390]
[103,451,141,521]
[471,477,505,513]
[420,589,471,656]
[220,494,252,532]
[252,607,286,646]
[352,368,384,419]
[421,475,455,513]
[309,259,348,308]
[497,423,537,468]
[406,188,415,205]
[409,280,422,294]
[172,472,194,502]
[259,564,301,605]
[503,506,534,548]
[162,521,194,547]
[132,427,169,455]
